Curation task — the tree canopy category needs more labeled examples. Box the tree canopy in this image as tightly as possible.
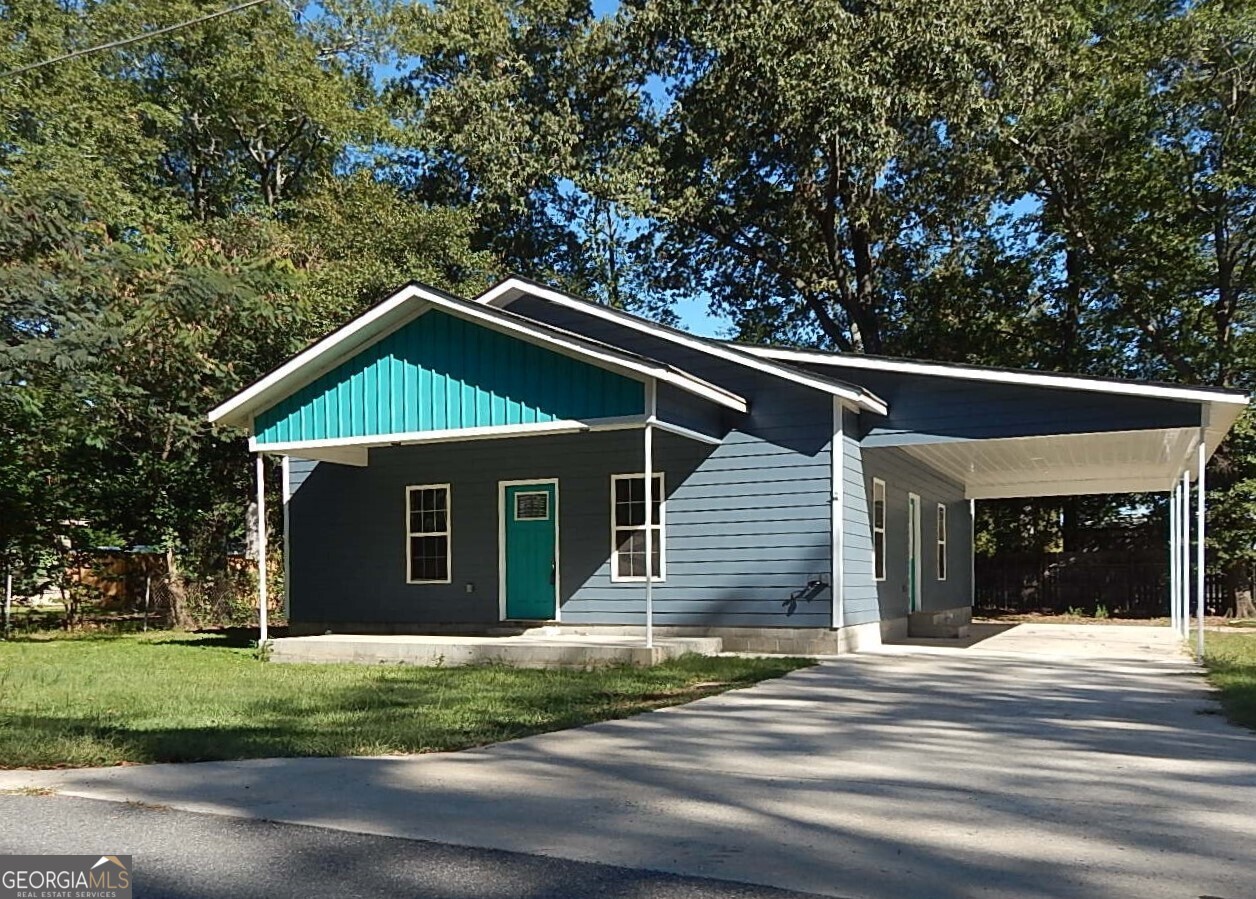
[2,0,1253,607]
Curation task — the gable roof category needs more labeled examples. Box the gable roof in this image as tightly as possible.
[209,282,747,431]
[475,277,888,415]
[733,344,1251,407]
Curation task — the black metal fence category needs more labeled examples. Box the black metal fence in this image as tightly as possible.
[975,551,1229,617]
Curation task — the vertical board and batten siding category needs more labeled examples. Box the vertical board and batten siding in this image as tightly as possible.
[253,309,644,446]
[287,425,834,628]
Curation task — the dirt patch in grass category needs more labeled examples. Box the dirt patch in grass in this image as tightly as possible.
[0,632,812,768]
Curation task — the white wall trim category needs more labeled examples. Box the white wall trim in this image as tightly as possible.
[907,492,923,613]
[872,477,887,582]
[831,397,845,629]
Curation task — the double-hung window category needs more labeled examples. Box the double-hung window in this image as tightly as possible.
[611,473,665,581]
[872,478,887,582]
[936,503,948,580]
[406,484,451,584]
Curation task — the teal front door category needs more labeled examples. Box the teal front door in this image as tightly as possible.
[502,481,558,620]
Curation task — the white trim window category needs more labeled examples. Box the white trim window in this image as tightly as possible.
[406,484,451,583]
[872,478,887,582]
[936,503,948,581]
[611,473,665,581]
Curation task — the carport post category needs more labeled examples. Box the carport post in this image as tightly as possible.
[256,452,269,647]
[1196,439,1206,660]
[1175,469,1185,640]
[644,380,656,650]
[1169,485,1179,633]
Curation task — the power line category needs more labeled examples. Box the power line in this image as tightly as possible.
[0,0,275,80]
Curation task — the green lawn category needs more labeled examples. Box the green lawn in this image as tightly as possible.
[1203,631,1256,731]
[0,632,811,769]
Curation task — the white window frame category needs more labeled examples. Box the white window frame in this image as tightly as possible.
[936,503,948,581]
[872,478,887,582]
[405,483,452,584]
[610,472,666,582]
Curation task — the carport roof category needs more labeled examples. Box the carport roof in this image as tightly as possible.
[737,345,1249,498]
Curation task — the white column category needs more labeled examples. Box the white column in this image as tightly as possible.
[3,562,11,638]
[256,453,269,646]
[644,380,657,649]
[1180,469,1191,639]
[1169,485,1179,633]
[281,455,292,620]
[1196,438,1207,660]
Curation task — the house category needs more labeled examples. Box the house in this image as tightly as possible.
[208,278,1248,655]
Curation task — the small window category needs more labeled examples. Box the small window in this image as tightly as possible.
[936,503,948,580]
[872,478,887,582]
[611,473,665,581]
[406,484,451,583]
[515,491,550,521]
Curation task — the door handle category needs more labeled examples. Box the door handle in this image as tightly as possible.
[550,560,556,584]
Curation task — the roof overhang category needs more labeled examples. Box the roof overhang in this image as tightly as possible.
[209,282,747,432]
[476,278,887,415]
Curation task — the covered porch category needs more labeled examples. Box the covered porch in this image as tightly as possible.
[267,628,723,668]
[209,282,759,661]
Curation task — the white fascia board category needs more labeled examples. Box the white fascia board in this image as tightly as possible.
[476,279,885,415]
[209,283,747,431]
[739,345,1251,408]
[209,283,430,428]
[249,419,592,453]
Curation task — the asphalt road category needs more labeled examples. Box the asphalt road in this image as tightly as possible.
[0,793,824,899]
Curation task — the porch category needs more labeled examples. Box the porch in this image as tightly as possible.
[268,629,723,668]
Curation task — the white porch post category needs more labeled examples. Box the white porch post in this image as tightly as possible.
[3,562,11,639]
[1196,438,1207,660]
[1169,485,1179,633]
[256,453,269,646]
[644,380,656,649]
[1180,469,1191,640]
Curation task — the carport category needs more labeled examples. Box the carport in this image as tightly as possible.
[740,347,1250,654]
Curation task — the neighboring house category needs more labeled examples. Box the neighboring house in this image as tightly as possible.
[208,278,1248,653]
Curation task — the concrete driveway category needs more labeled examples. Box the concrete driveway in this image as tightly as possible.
[3,623,1255,899]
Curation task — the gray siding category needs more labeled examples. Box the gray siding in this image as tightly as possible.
[287,374,835,628]
[797,366,1204,445]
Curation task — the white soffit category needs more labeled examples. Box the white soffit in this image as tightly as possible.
[902,428,1202,499]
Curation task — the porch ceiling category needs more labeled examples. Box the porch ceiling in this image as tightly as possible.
[901,427,1202,499]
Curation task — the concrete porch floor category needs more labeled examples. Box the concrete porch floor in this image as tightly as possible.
[269,631,723,668]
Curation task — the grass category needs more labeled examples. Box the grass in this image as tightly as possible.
[1203,631,1256,732]
[0,631,812,769]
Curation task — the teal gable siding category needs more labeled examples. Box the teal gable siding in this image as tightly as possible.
[254,310,645,445]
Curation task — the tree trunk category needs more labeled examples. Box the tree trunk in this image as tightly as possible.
[165,547,193,629]
[1228,564,1256,619]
